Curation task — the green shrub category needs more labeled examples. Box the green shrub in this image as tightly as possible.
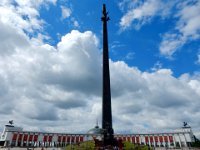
[123,141,152,150]
[65,141,95,150]
[64,140,152,150]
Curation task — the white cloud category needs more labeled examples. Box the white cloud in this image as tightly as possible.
[159,1,200,57]
[0,21,30,56]
[197,54,200,64]
[176,1,200,39]
[0,0,56,38]
[73,20,79,27]
[151,61,163,72]
[0,22,102,132]
[125,52,135,60]
[119,0,169,30]
[61,6,72,20]
[119,0,200,58]
[60,6,79,28]
[159,33,186,57]
[1,20,200,135]
[110,62,200,134]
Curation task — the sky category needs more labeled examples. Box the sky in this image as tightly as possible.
[0,0,200,138]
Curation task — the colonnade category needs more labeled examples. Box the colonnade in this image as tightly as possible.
[3,131,192,148]
[8,132,85,147]
[115,133,191,148]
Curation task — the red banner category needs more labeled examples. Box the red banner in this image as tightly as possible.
[12,133,18,141]
[43,135,47,142]
[169,136,173,142]
[132,136,135,143]
[159,136,163,142]
[150,136,153,143]
[76,136,79,143]
[18,134,23,141]
[71,136,75,143]
[48,136,52,142]
[154,136,158,142]
[164,136,168,142]
[145,136,149,143]
[67,136,70,143]
[34,135,38,142]
[58,136,61,142]
[28,135,33,141]
[62,136,66,142]
[23,134,28,141]
[79,136,83,142]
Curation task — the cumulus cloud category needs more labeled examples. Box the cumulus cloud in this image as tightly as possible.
[60,5,79,28]
[159,0,200,57]
[0,22,102,131]
[61,6,72,20]
[0,0,200,138]
[111,64,200,134]
[159,33,185,57]
[176,1,200,39]
[0,21,30,56]
[119,0,200,58]
[0,0,56,34]
[119,0,170,30]
[0,0,102,132]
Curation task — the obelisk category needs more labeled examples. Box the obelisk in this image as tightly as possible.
[101,4,114,146]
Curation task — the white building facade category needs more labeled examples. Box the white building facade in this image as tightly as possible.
[0,124,195,148]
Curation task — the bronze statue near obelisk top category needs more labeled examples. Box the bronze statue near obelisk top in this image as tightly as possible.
[101,4,115,146]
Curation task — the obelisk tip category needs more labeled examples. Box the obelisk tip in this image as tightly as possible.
[103,4,106,12]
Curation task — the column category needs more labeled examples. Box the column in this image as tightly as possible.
[173,134,176,148]
[148,136,151,146]
[21,134,24,147]
[139,135,142,145]
[3,141,7,147]
[153,135,156,147]
[144,135,147,145]
[158,135,161,147]
[15,133,19,147]
[64,135,67,147]
[167,135,170,148]
[183,133,188,147]
[70,135,72,145]
[162,135,165,147]
[27,134,30,147]
[178,134,182,148]
[31,134,34,147]
[74,136,77,144]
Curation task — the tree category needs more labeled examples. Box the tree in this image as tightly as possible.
[191,135,200,148]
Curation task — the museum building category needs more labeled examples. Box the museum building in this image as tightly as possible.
[0,123,195,148]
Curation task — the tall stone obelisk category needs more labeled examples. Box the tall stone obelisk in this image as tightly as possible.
[101,4,114,146]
